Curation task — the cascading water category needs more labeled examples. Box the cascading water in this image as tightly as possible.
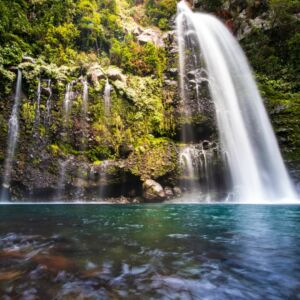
[35,78,42,123]
[82,80,89,117]
[1,70,22,200]
[44,79,52,126]
[177,1,297,202]
[57,82,74,199]
[179,142,219,201]
[75,80,89,199]
[64,82,74,124]
[57,159,69,200]
[104,79,112,117]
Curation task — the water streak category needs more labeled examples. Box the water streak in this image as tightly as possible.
[177,1,297,202]
[82,80,89,117]
[1,70,22,200]
[104,79,112,117]
[45,79,52,126]
[35,78,42,123]
[57,159,70,200]
[64,82,74,124]
[180,143,217,200]
[57,82,74,199]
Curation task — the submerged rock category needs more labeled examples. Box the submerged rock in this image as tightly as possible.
[164,186,174,199]
[143,179,166,201]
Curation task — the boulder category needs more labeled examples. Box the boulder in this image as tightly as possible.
[143,179,166,201]
[165,80,177,87]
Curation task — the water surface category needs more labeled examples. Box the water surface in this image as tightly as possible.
[0,204,299,299]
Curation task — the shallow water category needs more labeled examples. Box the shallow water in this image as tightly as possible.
[0,204,300,299]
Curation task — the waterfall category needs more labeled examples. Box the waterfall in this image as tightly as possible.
[57,159,69,200]
[82,80,89,117]
[176,1,297,202]
[1,70,22,200]
[36,78,42,123]
[104,79,111,116]
[45,79,52,126]
[74,80,89,199]
[64,82,74,124]
[180,142,218,201]
[57,82,74,199]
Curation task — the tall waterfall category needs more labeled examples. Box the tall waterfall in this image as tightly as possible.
[45,79,52,126]
[63,82,74,124]
[35,78,42,123]
[1,70,22,200]
[104,79,112,116]
[57,82,74,199]
[82,80,89,117]
[176,1,296,202]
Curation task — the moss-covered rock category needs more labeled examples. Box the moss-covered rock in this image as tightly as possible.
[126,137,178,181]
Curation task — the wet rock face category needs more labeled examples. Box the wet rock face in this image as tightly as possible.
[143,179,166,202]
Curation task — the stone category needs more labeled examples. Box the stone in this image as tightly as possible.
[132,197,143,204]
[163,31,175,45]
[165,80,177,87]
[143,179,166,201]
[173,187,182,197]
[202,140,210,150]
[168,68,178,76]
[164,186,174,199]
[119,196,130,204]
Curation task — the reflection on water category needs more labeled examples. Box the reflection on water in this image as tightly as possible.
[0,204,300,299]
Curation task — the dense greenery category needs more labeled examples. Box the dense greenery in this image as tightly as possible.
[242,0,300,91]
[0,0,172,78]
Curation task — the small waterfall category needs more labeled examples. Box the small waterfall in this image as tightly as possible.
[104,79,112,116]
[99,161,110,199]
[56,82,74,199]
[57,159,69,200]
[64,82,74,124]
[180,146,197,182]
[176,1,297,202]
[75,80,89,199]
[179,142,218,200]
[82,80,89,117]
[1,70,22,200]
[44,79,52,126]
[35,78,42,123]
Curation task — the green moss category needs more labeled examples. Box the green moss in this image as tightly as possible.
[87,145,114,162]
[21,102,35,129]
[146,0,177,30]
[110,37,166,77]
[258,75,300,166]
[126,137,178,181]
[49,144,60,157]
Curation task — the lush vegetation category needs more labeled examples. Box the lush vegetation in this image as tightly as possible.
[0,0,172,78]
